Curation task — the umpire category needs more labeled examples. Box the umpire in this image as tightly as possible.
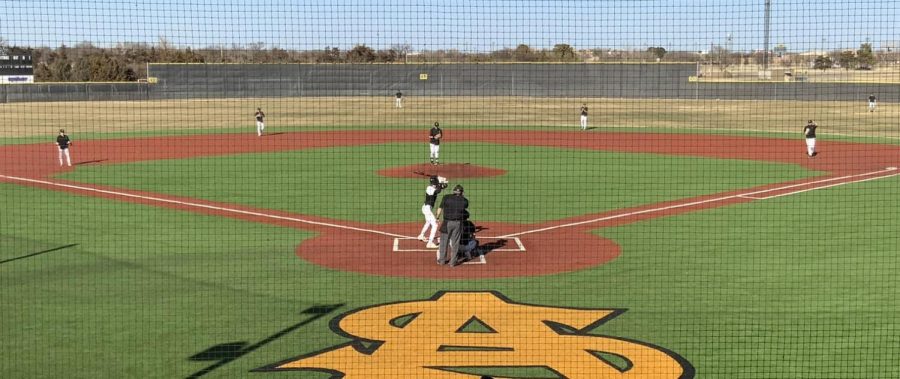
[435,184,469,266]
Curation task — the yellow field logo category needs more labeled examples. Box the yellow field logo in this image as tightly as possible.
[262,291,693,378]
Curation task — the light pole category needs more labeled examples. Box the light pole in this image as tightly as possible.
[764,0,771,69]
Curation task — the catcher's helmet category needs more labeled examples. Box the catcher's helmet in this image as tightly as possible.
[429,176,439,185]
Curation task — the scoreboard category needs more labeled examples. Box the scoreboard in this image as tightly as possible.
[0,53,34,83]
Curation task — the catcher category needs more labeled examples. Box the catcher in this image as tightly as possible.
[457,216,479,262]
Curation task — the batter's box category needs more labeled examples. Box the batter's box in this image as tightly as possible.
[392,237,526,265]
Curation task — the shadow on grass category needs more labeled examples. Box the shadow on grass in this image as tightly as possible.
[185,304,343,379]
[0,244,79,265]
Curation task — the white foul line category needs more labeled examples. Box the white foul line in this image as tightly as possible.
[0,174,409,239]
[501,167,899,238]
[736,167,899,200]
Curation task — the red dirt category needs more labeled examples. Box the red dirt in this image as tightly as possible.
[377,163,507,179]
[2,130,898,279]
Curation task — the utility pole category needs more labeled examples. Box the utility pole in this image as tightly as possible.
[764,0,771,69]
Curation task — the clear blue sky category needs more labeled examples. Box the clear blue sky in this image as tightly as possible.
[2,0,898,52]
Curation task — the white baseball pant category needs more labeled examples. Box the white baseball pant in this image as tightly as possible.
[418,204,438,244]
[429,143,440,160]
[58,147,71,166]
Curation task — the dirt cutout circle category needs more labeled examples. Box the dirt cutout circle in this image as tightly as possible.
[378,163,506,179]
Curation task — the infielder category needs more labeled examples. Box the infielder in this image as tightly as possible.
[55,129,72,167]
[395,91,403,108]
[868,94,877,112]
[580,103,588,130]
[429,122,443,165]
[417,175,447,248]
[803,120,818,158]
[255,107,266,136]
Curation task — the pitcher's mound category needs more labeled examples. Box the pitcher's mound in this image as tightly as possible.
[378,163,507,179]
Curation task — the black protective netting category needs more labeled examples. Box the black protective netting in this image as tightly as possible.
[1,1,899,378]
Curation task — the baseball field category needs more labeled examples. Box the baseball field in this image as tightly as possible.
[1,97,899,378]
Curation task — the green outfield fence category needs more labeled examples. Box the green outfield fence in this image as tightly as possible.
[2,1,899,378]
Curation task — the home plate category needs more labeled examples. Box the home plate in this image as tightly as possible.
[392,236,526,265]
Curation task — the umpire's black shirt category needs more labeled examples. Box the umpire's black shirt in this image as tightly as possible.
[439,194,468,221]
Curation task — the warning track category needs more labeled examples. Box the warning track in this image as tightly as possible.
[2,131,899,279]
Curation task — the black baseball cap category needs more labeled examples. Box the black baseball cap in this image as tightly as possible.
[453,184,464,193]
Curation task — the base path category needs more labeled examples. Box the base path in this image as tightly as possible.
[2,130,899,279]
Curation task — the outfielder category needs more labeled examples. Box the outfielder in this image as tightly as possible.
[255,107,266,136]
[55,129,72,167]
[803,120,818,158]
[395,91,403,108]
[580,103,588,130]
[868,94,877,112]
[417,175,447,248]
[429,122,442,165]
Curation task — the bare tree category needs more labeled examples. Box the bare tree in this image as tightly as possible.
[552,43,577,61]
[513,44,537,62]
[346,44,376,63]
[647,47,667,61]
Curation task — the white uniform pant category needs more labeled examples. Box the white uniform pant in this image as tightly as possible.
[58,147,71,166]
[580,115,588,130]
[869,101,876,112]
[256,121,265,136]
[429,143,440,160]
[396,98,403,108]
[806,138,816,156]
[419,204,438,244]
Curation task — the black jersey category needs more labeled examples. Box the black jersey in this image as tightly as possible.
[424,185,441,207]
[56,135,71,149]
[439,194,469,221]
[804,123,818,138]
[581,106,588,116]
[255,111,265,122]
[869,95,877,102]
[430,127,442,145]
[396,91,403,99]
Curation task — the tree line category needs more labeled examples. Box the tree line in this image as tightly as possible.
[2,37,896,82]
[811,43,878,70]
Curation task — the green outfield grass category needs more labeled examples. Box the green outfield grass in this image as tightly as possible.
[2,174,898,378]
[56,142,819,223]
